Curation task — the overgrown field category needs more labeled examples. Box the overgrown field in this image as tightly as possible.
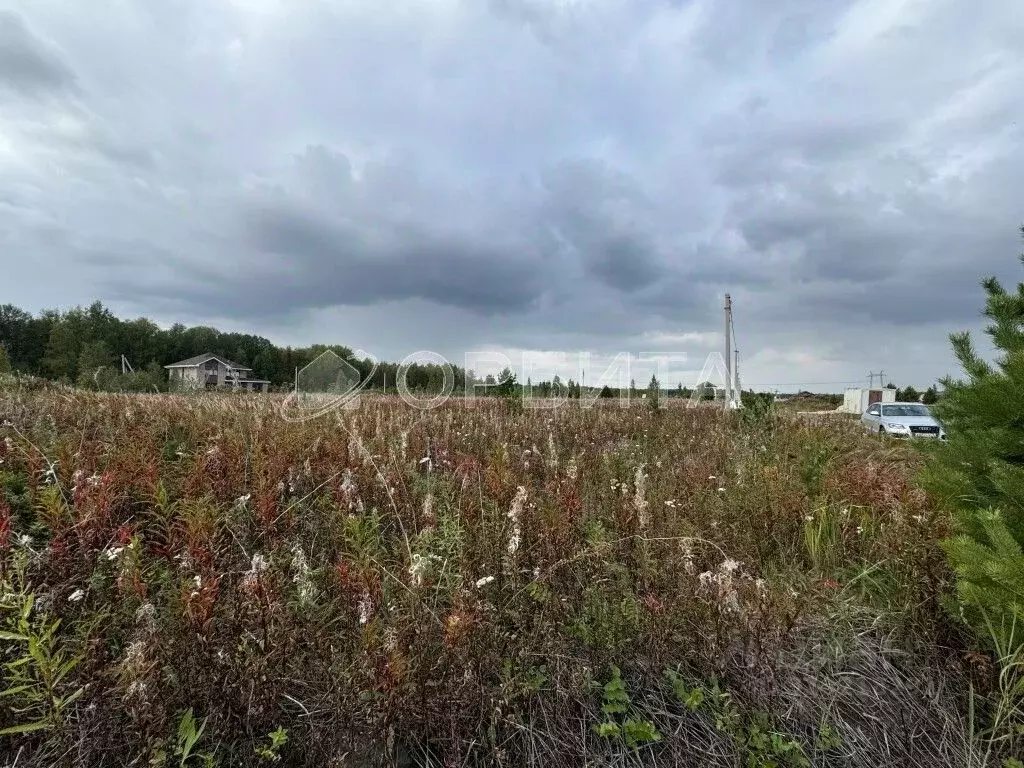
[0,386,980,766]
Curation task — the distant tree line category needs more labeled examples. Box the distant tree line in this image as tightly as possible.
[0,301,474,393]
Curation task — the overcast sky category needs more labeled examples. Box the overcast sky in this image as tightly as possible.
[2,0,1022,390]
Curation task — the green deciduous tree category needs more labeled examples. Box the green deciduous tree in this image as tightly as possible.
[42,323,80,381]
[0,343,11,375]
[76,340,115,390]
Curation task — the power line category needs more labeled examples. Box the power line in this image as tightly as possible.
[744,380,869,387]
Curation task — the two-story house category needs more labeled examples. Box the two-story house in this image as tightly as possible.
[164,353,271,392]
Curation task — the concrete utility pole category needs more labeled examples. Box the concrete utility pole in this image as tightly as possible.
[724,294,732,410]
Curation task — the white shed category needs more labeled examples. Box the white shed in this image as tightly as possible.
[841,387,896,414]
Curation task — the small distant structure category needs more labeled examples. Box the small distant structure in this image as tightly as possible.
[165,353,270,392]
[841,387,896,415]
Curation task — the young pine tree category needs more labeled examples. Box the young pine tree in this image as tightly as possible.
[647,374,660,410]
[925,227,1024,646]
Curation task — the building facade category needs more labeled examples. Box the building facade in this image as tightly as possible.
[164,354,271,391]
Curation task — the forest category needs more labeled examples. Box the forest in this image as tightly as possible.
[0,301,469,393]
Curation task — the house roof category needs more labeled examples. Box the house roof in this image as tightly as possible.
[164,353,252,370]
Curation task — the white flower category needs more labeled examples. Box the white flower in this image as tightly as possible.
[17,534,32,549]
[708,475,716,480]
[357,592,374,624]
[234,493,251,510]
[507,486,527,558]
[664,499,676,508]
[633,465,650,530]
[721,558,740,573]
[717,487,726,494]
[475,575,496,588]
[292,545,315,602]
[565,458,578,480]
[104,546,124,561]
[408,553,429,587]
[242,552,268,592]
[68,588,85,603]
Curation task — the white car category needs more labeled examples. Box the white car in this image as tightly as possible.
[861,402,946,439]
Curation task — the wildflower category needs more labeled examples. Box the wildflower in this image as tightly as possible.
[717,487,726,494]
[233,493,251,510]
[357,591,374,625]
[547,432,558,469]
[408,553,429,587]
[68,588,85,602]
[292,545,315,602]
[104,546,124,561]
[565,458,578,480]
[17,534,32,549]
[135,602,156,633]
[634,465,650,530]
[475,575,495,588]
[664,499,676,508]
[708,475,716,480]
[507,486,527,558]
[242,553,268,592]
[123,640,146,671]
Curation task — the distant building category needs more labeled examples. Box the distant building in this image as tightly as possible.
[841,387,896,414]
[164,354,270,392]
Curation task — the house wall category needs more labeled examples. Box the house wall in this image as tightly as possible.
[169,367,202,389]
[842,388,898,414]
[168,359,256,389]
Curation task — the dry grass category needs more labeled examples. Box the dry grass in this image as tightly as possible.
[0,385,978,766]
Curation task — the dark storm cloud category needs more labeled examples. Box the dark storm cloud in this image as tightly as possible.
[0,11,75,95]
[3,0,1023,387]
[239,202,545,315]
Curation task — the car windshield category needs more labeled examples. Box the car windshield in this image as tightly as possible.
[882,404,932,417]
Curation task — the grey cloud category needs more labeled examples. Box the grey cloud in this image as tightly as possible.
[0,11,75,95]
[3,0,1023,389]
